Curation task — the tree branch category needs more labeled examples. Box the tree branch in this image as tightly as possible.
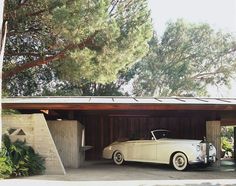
[26,9,47,17]
[3,51,65,79]
[192,71,224,80]
[16,0,30,9]
[109,0,119,15]
[7,27,43,36]
[4,52,50,57]
[3,31,99,79]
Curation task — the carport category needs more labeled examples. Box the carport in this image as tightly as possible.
[2,97,236,168]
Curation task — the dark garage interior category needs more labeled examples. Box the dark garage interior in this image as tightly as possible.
[78,110,210,160]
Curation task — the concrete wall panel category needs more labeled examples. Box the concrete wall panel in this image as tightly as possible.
[47,120,80,168]
[2,114,65,175]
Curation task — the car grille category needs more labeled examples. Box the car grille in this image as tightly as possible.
[200,142,210,163]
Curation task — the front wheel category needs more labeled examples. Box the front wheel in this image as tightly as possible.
[113,151,124,165]
[172,152,188,171]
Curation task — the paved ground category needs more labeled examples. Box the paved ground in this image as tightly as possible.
[1,160,235,186]
[1,179,236,186]
[20,160,236,181]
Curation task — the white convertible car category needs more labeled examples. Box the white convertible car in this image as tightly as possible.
[103,130,216,171]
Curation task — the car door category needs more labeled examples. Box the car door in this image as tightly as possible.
[155,140,172,163]
[126,141,137,160]
[132,140,157,162]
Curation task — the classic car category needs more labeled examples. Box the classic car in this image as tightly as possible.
[102,129,216,171]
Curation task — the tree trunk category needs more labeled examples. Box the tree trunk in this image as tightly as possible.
[0,0,6,147]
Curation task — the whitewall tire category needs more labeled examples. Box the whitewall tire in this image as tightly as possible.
[113,151,124,165]
[172,152,188,171]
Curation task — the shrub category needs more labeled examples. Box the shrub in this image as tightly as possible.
[221,136,233,152]
[0,144,13,179]
[0,135,45,178]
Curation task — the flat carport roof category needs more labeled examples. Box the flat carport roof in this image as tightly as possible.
[2,97,236,110]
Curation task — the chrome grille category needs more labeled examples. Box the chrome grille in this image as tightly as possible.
[200,142,210,163]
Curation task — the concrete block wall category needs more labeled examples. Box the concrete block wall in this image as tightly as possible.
[2,114,66,175]
[47,120,84,168]
[47,120,85,168]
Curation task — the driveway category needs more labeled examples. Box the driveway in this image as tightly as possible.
[22,160,235,181]
[1,179,236,186]
[1,160,236,186]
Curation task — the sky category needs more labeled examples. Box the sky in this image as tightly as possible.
[148,0,236,97]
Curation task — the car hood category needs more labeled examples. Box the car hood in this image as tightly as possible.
[157,138,202,144]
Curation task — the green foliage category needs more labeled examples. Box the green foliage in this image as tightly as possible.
[221,126,234,139]
[5,66,55,96]
[0,145,13,179]
[2,109,21,115]
[221,126,234,153]
[41,81,124,96]
[221,137,233,152]
[3,0,152,96]
[47,19,236,97]
[0,135,45,178]
[129,19,236,97]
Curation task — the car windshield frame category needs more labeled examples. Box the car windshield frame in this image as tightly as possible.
[151,129,171,140]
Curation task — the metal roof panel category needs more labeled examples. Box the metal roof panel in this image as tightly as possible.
[113,98,137,103]
[157,98,186,104]
[2,97,236,105]
[135,98,160,103]
[89,97,114,103]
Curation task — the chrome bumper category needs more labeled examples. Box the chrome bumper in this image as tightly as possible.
[189,155,216,164]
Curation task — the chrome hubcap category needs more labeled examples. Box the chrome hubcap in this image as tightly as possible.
[175,156,185,167]
[115,153,122,162]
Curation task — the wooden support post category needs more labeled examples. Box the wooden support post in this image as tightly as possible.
[206,121,221,167]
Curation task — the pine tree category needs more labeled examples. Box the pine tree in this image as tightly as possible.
[3,0,152,95]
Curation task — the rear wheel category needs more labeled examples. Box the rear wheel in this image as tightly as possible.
[172,152,188,171]
[113,151,124,165]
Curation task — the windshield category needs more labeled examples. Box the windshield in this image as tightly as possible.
[151,130,171,140]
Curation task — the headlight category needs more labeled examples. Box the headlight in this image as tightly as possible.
[196,144,200,151]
